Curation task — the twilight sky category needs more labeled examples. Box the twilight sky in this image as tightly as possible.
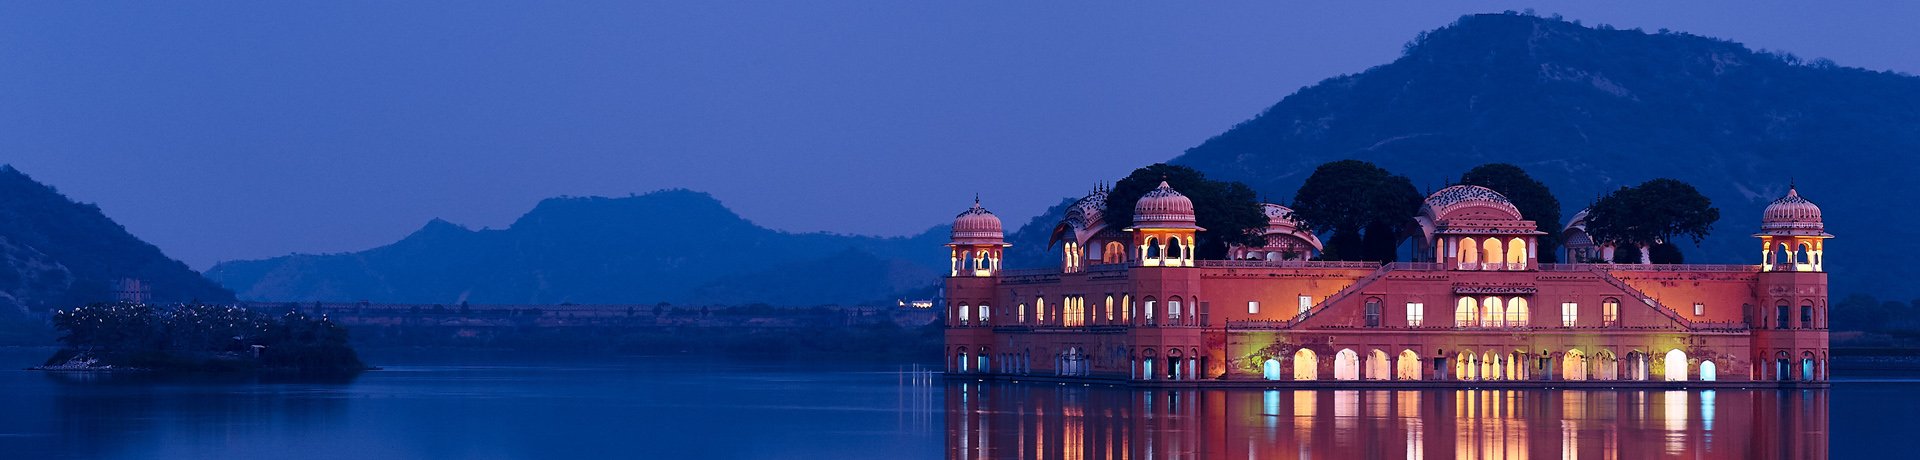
[3,2,1916,269]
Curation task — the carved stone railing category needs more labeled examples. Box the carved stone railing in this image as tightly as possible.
[1196,260,1382,269]
[1537,263,1760,273]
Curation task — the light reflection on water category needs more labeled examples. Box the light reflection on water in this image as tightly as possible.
[946,383,1829,459]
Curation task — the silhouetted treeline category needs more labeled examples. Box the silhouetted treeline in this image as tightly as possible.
[43,302,366,374]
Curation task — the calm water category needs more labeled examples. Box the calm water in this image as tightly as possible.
[0,348,1905,459]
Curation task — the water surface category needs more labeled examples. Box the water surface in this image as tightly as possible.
[0,349,1903,459]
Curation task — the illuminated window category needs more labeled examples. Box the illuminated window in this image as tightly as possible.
[1036,297,1046,324]
[958,303,970,323]
[1454,297,1477,327]
[978,304,990,325]
[1482,296,1504,328]
[1602,299,1620,327]
[1104,295,1115,322]
[1507,298,1528,327]
[1019,303,1028,323]
[1298,295,1312,314]
[1406,303,1424,327]
[1560,302,1578,327]
[1249,301,1260,315]
[1694,303,1704,316]
[1168,298,1182,322]
[1144,298,1157,325]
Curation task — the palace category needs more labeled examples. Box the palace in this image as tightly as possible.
[943,182,1830,387]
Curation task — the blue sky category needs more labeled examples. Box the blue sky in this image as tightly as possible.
[3,1,1915,268]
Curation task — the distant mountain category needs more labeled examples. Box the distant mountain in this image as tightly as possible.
[207,190,949,306]
[1012,13,1916,297]
[0,166,234,313]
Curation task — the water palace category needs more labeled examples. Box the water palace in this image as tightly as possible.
[942,181,1830,387]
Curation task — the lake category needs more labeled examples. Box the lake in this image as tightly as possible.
[0,348,1905,459]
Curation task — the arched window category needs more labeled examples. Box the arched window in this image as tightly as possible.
[977,304,990,325]
[1506,238,1527,269]
[1104,295,1115,323]
[1483,238,1504,270]
[1776,301,1791,329]
[1167,237,1184,260]
[1801,301,1815,329]
[1262,358,1282,381]
[1144,237,1162,259]
[1796,242,1813,265]
[1018,303,1028,323]
[1103,241,1127,264]
[1035,297,1047,324]
[1801,352,1816,381]
[1167,296,1182,323]
[957,303,970,324]
[1122,294,1133,322]
[1507,298,1529,327]
[1367,349,1390,380]
[1143,297,1157,325]
[1455,297,1477,327]
[1458,237,1479,266]
[1602,298,1620,327]
[1482,296,1505,328]
[1364,298,1382,327]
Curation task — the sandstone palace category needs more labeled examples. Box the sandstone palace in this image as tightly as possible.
[943,181,1830,387]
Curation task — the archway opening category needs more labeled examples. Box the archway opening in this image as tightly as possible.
[1700,360,1717,382]
[1664,349,1688,382]
[1396,350,1422,380]
[1367,349,1390,380]
[1483,239,1504,269]
[1293,349,1319,381]
[1563,349,1587,381]
[1334,349,1360,381]
[1263,358,1282,381]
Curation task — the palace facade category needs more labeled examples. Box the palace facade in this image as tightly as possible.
[944,182,1830,387]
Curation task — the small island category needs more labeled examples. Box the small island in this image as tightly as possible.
[37,302,369,375]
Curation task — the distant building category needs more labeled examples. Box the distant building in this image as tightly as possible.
[114,278,151,304]
[945,182,1829,386]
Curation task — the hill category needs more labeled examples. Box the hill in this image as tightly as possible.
[1151,13,1914,297]
[205,190,948,306]
[0,166,235,315]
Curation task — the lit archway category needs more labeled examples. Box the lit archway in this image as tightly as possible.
[1563,349,1587,381]
[1700,360,1717,381]
[1293,349,1319,381]
[1483,297,1505,328]
[1396,350,1422,380]
[1334,349,1360,381]
[1594,350,1619,381]
[1459,237,1479,266]
[1263,358,1282,381]
[1506,238,1527,269]
[1366,349,1390,380]
[1664,349,1688,382]
[1455,351,1477,381]
[1483,238,1504,269]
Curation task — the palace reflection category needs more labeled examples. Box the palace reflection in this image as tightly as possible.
[946,382,1827,459]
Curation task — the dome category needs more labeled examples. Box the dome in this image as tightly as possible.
[1062,187,1110,231]
[1760,187,1824,233]
[951,198,1005,244]
[1132,181,1200,230]
[1421,185,1523,221]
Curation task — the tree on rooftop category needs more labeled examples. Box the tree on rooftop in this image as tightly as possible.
[1290,160,1422,261]
[1585,178,1719,264]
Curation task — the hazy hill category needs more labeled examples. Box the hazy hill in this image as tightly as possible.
[206,190,948,305]
[0,166,235,314]
[1022,13,1918,297]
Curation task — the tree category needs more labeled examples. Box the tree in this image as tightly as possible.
[1103,164,1266,260]
[1459,163,1563,263]
[1585,178,1720,264]
[1290,160,1422,261]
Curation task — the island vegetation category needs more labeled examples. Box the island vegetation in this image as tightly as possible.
[39,302,368,375]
